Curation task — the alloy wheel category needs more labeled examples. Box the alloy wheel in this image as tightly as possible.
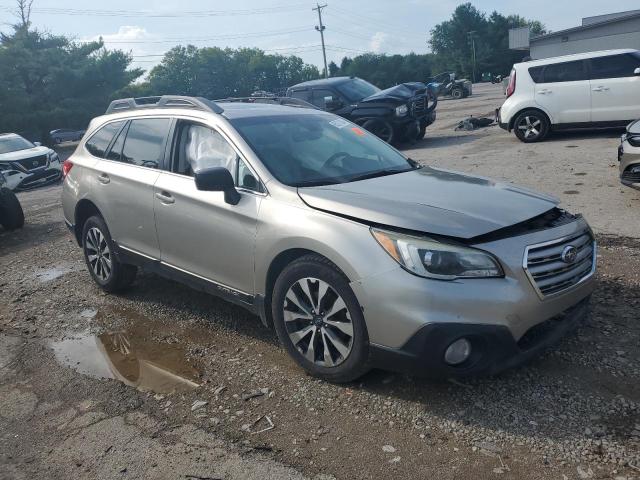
[85,227,112,282]
[283,277,353,367]
[517,115,542,140]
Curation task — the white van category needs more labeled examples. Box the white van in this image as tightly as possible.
[497,49,640,142]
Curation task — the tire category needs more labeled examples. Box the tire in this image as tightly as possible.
[513,110,550,143]
[0,187,25,230]
[271,254,370,383]
[81,215,137,292]
[451,87,464,100]
[361,118,395,144]
[416,124,427,140]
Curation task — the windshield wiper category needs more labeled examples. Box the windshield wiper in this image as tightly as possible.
[348,167,414,183]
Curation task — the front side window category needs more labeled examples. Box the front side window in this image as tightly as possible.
[542,60,587,83]
[230,113,416,187]
[174,122,237,176]
[335,78,380,102]
[237,158,264,193]
[120,118,171,168]
[85,121,124,158]
[311,89,337,109]
[289,90,311,102]
[590,54,640,79]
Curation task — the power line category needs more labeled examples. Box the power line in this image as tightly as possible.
[0,3,310,18]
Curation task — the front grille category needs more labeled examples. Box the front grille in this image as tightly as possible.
[411,96,426,116]
[622,170,640,183]
[14,154,48,171]
[524,231,595,298]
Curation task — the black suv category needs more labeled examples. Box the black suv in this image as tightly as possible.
[286,77,437,144]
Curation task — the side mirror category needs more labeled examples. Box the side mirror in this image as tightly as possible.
[634,67,640,76]
[324,96,342,111]
[194,167,240,205]
[34,141,41,146]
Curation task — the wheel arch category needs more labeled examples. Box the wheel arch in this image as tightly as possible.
[259,247,353,329]
[73,199,104,245]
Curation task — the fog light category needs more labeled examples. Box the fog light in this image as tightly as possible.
[444,338,471,365]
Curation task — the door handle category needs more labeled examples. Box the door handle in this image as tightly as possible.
[97,173,110,184]
[592,86,609,92]
[538,89,552,95]
[155,191,175,204]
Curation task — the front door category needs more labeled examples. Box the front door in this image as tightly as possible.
[534,59,591,125]
[589,53,640,123]
[154,120,262,295]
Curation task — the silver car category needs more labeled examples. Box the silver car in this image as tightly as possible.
[62,95,596,382]
[619,118,640,190]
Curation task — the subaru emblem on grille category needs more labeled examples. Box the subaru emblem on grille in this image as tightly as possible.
[561,245,578,264]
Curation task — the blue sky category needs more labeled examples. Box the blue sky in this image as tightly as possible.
[1,0,639,71]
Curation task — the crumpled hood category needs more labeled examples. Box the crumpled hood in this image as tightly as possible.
[360,82,428,103]
[298,167,559,239]
[0,146,51,162]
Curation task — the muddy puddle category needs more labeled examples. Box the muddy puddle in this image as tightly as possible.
[51,308,202,394]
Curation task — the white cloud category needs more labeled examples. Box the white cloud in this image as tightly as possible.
[369,32,389,53]
[83,26,161,73]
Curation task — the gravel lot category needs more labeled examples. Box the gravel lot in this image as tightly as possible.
[1,84,639,480]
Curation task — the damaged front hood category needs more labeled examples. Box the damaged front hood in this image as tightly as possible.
[298,167,559,239]
[360,82,427,103]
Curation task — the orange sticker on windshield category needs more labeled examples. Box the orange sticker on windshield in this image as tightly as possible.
[351,127,365,136]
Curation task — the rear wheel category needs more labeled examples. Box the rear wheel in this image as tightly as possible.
[0,187,25,230]
[272,255,370,383]
[451,87,464,100]
[82,215,137,292]
[513,110,549,143]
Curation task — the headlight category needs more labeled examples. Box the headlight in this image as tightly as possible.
[371,228,503,280]
[395,104,408,117]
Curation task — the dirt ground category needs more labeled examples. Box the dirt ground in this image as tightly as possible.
[1,84,639,480]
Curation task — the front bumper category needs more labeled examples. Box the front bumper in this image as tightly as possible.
[619,137,640,190]
[370,296,590,377]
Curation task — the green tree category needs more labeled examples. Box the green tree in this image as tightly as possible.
[143,45,320,98]
[0,10,142,142]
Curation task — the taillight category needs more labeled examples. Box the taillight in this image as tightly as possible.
[506,69,516,98]
[62,159,74,178]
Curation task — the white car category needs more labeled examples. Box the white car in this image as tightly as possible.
[498,49,640,142]
[0,133,62,190]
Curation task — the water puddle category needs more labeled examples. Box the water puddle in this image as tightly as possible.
[35,266,72,282]
[51,312,202,393]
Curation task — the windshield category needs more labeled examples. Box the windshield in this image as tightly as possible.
[335,78,380,102]
[0,135,35,154]
[231,113,416,187]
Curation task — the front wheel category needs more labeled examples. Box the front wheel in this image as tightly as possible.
[0,187,24,230]
[272,255,370,383]
[82,215,137,292]
[513,110,549,142]
[361,118,395,144]
[451,87,464,100]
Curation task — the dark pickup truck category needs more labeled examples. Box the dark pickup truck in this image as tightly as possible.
[286,76,437,144]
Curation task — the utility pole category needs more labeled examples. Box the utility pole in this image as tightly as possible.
[313,3,328,78]
[467,31,477,83]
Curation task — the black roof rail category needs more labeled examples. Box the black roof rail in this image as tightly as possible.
[214,96,319,110]
[105,95,224,115]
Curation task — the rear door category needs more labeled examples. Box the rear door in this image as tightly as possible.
[589,52,640,122]
[90,117,171,259]
[153,119,262,295]
[534,60,591,124]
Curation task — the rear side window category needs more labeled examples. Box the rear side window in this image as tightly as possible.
[541,60,587,83]
[120,118,171,168]
[528,66,544,83]
[85,121,124,158]
[590,54,640,79]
